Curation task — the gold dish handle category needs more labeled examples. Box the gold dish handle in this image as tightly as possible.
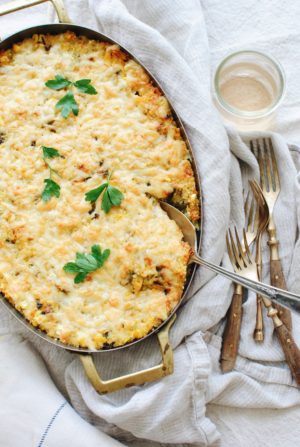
[0,0,71,23]
[79,314,176,394]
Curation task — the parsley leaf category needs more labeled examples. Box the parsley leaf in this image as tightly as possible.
[56,92,79,118]
[102,185,124,213]
[45,74,72,90]
[74,79,97,95]
[45,75,97,118]
[85,175,124,214]
[106,185,124,206]
[85,183,108,203]
[40,146,62,202]
[91,245,104,263]
[63,244,110,283]
[42,146,60,159]
[62,262,81,273]
[101,187,112,213]
[41,178,61,202]
[75,252,98,271]
[74,272,88,283]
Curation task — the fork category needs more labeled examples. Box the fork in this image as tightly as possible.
[250,138,292,331]
[220,190,259,372]
[252,179,267,343]
[226,220,300,386]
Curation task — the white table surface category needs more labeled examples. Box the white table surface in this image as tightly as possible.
[203,0,300,146]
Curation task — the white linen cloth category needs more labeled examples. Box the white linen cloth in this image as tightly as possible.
[0,1,300,446]
[0,333,125,447]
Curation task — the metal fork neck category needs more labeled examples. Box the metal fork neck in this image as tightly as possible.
[267,214,276,231]
[267,215,279,260]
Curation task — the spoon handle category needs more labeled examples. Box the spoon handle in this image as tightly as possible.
[191,254,300,314]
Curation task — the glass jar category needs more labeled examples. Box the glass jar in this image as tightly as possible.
[213,50,286,131]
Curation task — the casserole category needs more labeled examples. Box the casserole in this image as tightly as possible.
[0,0,202,393]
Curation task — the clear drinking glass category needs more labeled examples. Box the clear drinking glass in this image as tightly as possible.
[213,50,286,131]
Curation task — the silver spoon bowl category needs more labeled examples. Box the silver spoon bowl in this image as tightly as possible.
[161,202,300,314]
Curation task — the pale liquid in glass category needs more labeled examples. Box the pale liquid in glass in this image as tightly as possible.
[216,62,279,130]
[220,76,272,111]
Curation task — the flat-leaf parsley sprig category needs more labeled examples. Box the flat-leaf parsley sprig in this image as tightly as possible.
[85,172,124,214]
[56,91,79,118]
[45,75,97,118]
[41,146,61,202]
[63,244,110,283]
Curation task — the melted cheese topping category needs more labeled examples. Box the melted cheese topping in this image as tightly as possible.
[0,32,199,349]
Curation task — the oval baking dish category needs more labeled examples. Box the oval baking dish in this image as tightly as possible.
[0,0,202,393]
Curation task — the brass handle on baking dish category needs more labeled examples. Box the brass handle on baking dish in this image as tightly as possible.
[79,314,176,394]
[0,0,71,23]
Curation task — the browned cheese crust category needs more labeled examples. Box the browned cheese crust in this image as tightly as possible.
[0,32,199,349]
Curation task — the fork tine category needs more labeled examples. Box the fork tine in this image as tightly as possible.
[263,138,273,192]
[253,139,267,191]
[234,226,247,266]
[249,179,270,237]
[249,179,263,208]
[253,198,260,234]
[243,228,252,263]
[228,229,238,267]
[228,228,243,270]
[269,138,280,190]
[249,179,260,200]
[250,140,257,164]
[246,195,254,233]
[226,233,235,267]
[247,179,262,234]
[244,190,249,217]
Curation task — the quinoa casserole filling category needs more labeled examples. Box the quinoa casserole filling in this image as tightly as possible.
[0,31,200,349]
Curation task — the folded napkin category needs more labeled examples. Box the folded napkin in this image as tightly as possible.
[0,333,125,447]
[0,1,300,446]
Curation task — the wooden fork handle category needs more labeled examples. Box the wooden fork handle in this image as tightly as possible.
[275,323,300,387]
[220,286,243,372]
[270,259,292,331]
[254,296,264,341]
[262,297,300,387]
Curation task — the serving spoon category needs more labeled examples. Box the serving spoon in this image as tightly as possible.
[161,202,300,314]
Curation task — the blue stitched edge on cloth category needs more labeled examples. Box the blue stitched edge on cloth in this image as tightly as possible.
[37,401,67,447]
